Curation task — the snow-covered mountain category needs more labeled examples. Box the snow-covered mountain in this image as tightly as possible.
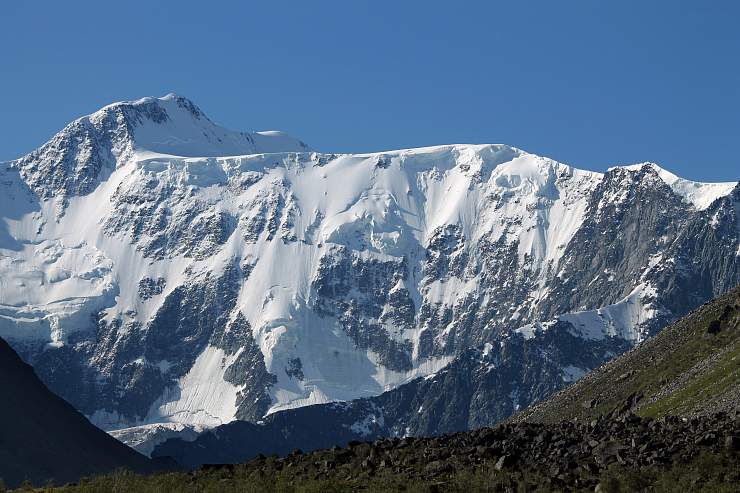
[1,94,737,442]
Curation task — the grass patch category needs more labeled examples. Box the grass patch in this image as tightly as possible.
[16,450,738,493]
[519,296,740,423]
[640,342,740,418]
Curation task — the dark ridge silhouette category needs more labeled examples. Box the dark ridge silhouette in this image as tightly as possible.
[0,337,163,488]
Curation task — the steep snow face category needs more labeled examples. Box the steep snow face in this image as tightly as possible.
[0,95,737,434]
[119,94,310,158]
[517,283,664,343]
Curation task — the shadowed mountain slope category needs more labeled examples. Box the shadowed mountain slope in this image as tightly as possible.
[0,337,160,488]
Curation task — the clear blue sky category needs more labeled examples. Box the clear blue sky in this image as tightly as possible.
[1,1,738,181]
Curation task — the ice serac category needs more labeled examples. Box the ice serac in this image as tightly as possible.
[0,94,737,447]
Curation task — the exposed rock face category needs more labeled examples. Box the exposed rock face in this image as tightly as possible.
[215,313,277,421]
[15,100,136,201]
[0,94,737,443]
[138,277,166,300]
[311,244,415,371]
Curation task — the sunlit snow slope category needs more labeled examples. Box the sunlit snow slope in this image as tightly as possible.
[1,94,737,434]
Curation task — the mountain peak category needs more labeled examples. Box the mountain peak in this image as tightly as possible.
[608,162,737,210]
[161,91,184,100]
[12,94,311,200]
[28,93,311,163]
[89,93,310,158]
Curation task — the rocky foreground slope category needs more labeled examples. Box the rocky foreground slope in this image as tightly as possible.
[0,337,160,489]
[54,411,740,492]
[1,94,737,450]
